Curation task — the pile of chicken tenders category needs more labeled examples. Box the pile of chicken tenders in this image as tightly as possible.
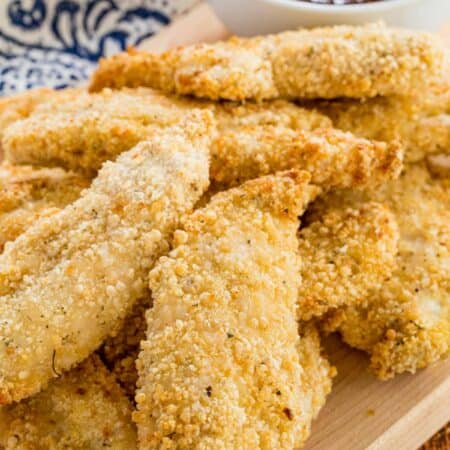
[0,22,448,449]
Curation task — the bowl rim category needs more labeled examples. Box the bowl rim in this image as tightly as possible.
[258,0,422,13]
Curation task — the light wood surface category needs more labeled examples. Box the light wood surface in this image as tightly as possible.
[139,4,229,52]
[138,5,450,450]
[303,337,450,450]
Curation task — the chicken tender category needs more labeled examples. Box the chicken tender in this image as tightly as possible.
[297,202,399,321]
[211,126,402,190]
[3,88,329,174]
[135,171,334,449]
[0,112,212,404]
[90,23,443,101]
[3,88,197,175]
[0,163,89,252]
[314,92,450,163]
[0,88,82,141]
[3,88,402,190]
[316,163,449,379]
[0,355,137,449]
[100,293,152,400]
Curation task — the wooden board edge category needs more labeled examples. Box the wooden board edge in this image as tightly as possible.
[367,372,450,450]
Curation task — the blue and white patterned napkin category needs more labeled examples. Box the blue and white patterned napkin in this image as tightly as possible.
[0,0,198,95]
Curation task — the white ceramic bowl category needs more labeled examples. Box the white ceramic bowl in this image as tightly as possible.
[208,0,450,36]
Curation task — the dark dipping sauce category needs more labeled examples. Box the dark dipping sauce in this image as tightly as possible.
[297,0,386,4]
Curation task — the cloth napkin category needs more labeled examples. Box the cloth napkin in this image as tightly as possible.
[0,0,198,95]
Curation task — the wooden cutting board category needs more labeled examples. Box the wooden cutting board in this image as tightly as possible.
[139,5,450,449]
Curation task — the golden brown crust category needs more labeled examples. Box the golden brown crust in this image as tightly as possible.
[0,112,212,404]
[298,202,399,321]
[297,324,336,419]
[3,88,197,175]
[0,88,82,142]
[0,355,137,449]
[426,153,450,178]
[90,23,443,101]
[134,171,332,449]
[211,126,403,190]
[313,90,450,163]
[0,163,89,252]
[3,88,402,191]
[3,88,329,174]
[317,163,449,379]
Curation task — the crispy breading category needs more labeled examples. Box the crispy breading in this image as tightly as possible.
[426,153,450,178]
[0,88,82,141]
[0,163,89,252]
[0,88,55,141]
[297,324,336,419]
[313,92,450,163]
[90,23,443,101]
[0,167,135,447]
[317,163,450,379]
[3,88,329,174]
[211,126,402,190]
[297,202,399,321]
[3,88,403,190]
[0,112,212,404]
[134,171,334,450]
[2,88,196,175]
[100,293,152,400]
[0,355,137,449]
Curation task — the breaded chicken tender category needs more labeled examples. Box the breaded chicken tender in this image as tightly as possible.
[297,202,399,321]
[135,171,334,449]
[211,126,402,190]
[314,91,450,163]
[3,88,328,174]
[0,88,81,141]
[3,88,402,190]
[2,88,196,175]
[90,23,443,101]
[100,293,152,399]
[0,167,136,447]
[0,163,89,252]
[0,355,137,449]
[317,163,449,379]
[0,112,212,404]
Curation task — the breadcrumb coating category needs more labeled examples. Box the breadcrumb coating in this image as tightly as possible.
[296,324,335,423]
[0,166,136,447]
[3,88,329,174]
[0,88,81,142]
[426,153,450,178]
[2,88,196,175]
[298,202,399,321]
[0,355,137,449]
[100,293,152,400]
[0,112,212,404]
[211,126,403,190]
[0,163,89,252]
[89,23,443,101]
[134,171,333,450]
[313,91,450,163]
[3,88,402,190]
[317,163,449,379]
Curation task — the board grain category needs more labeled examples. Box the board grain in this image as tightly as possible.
[139,5,450,449]
[303,337,450,450]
